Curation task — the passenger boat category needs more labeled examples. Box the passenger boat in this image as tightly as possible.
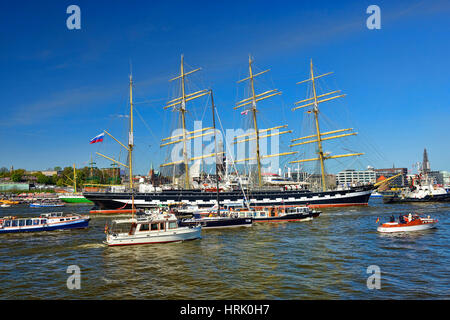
[30,200,65,208]
[104,211,202,246]
[1,203,11,208]
[0,212,90,234]
[178,211,252,229]
[233,205,321,222]
[377,213,438,233]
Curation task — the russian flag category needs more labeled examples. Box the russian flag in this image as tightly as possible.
[90,132,105,144]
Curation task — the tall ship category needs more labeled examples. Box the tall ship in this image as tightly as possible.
[83,57,373,210]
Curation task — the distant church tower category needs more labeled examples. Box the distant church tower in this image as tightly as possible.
[422,148,430,174]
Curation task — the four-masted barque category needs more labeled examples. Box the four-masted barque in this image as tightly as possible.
[83,56,373,210]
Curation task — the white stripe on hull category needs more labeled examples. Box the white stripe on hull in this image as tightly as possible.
[377,223,437,233]
[106,227,201,246]
[113,190,372,207]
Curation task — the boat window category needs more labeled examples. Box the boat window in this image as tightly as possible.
[159,223,165,230]
[40,219,46,224]
[60,219,64,222]
[259,212,266,217]
[19,220,25,227]
[4,220,11,227]
[168,221,177,229]
[112,222,133,234]
[12,220,18,227]
[26,219,32,226]
[140,224,150,231]
[151,223,158,231]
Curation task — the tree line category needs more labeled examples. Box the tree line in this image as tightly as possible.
[0,166,122,188]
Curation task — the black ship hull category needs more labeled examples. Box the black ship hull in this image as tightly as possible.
[83,185,373,210]
[253,211,320,222]
[383,193,450,203]
[178,217,252,229]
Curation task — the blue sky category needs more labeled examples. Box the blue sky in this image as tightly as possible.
[0,0,449,175]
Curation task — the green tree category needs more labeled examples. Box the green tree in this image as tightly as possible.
[56,178,65,187]
[11,169,25,182]
[36,173,50,184]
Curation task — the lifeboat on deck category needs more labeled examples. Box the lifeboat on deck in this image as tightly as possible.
[377,214,438,233]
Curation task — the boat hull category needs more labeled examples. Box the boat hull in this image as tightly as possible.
[59,196,93,204]
[0,218,90,234]
[30,204,65,208]
[178,217,252,229]
[383,193,450,203]
[377,219,437,233]
[84,186,373,210]
[253,211,320,222]
[105,226,202,246]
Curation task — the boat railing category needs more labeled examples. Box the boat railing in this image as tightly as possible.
[41,212,64,217]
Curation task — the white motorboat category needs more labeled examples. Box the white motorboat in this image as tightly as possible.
[104,211,201,246]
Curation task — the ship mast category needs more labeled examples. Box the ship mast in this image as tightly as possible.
[290,59,363,191]
[94,73,135,213]
[234,55,296,186]
[210,90,221,216]
[73,164,77,193]
[128,74,135,215]
[160,55,212,189]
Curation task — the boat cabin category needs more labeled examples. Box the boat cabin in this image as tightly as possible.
[108,213,179,236]
[1,217,47,228]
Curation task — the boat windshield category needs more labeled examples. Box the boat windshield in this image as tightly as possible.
[109,222,134,234]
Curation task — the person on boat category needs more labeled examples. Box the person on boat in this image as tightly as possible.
[408,213,412,222]
[399,215,405,224]
[390,215,395,222]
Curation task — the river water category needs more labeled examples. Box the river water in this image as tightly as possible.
[0,198,449,299]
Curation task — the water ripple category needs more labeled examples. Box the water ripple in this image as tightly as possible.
[0,200,449,299]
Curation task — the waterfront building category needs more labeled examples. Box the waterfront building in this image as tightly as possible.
[0,183,30,192]
[441,171,450,186]
[429,171,444,185]
[336,169,376,186]
[29,170,58,177]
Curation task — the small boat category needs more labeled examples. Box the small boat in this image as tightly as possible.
[370,191,383,198]
[0,212,90,234]
[179,211,252,229]
[30,200,65,208]
[104,211,201,246]
[1,204,11,208]
[377,213,438,233]
[0,199,19,205]
[233,205,321,222]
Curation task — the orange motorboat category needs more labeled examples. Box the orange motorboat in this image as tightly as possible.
[377,213,438,233]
